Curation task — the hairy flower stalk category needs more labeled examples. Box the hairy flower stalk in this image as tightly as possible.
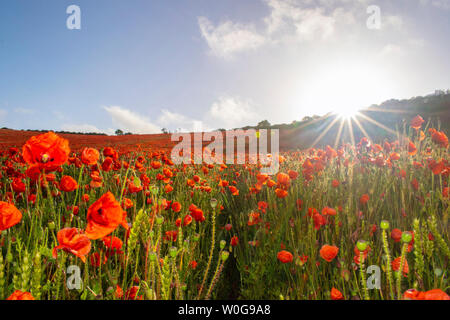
[205,250,229,300]
[357,240,369,300]
[360,252,369,299]
[381,221,394,299]
[197,204,217,299]
[396,235,409,300]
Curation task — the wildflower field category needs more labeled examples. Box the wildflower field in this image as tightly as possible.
[0,115,449,300]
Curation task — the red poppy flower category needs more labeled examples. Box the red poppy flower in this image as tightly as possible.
[391,228,402,242]
[431,130,449,148]
[275,188,288,198]
[408,141,417,156]
[11,178,26,193]
[52,228,91,263]
[392,257,409,276]
[360,194,369,205]
[81,147,100,166]
[85,192,128,240]
[331,288,344,300]
[410,115,424,130]
[102,235,123,253]
[320,245,339,262]
[7,290,35,300]
[190,260,198,269]
[277,250,293,263]
[0,201,22,231]
[288,170,299,180]
[171,201,181,213]
[59,175,78,192]
[231,235,239,247]
[322,207,337,216]
[124,286,143,300]
[276,172,290,187]
[164,184,173,193]
[22,131,70,171]
[423,289,450,300]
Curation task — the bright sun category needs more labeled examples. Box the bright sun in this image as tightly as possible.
[338,105,360,119]
[298,60,391,119]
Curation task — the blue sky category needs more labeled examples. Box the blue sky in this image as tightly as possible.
[0,0,449,134]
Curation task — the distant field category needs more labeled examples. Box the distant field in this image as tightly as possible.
[0,129,177,153]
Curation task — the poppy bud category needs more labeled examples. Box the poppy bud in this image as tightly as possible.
[48,221,55,230]
[6,252,13,263]
[356,240,368,252]
[169,247,177,258]
[156,216,164,225]
[380,220,390,230]
[221,251,230,261]
[210,198,218,208]
[402,231,412,243]
[220,240,226,250]
[193,233,200,242]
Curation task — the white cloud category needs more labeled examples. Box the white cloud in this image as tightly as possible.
[264,0,337,41]
[198,0,367,58]
[207,96,260,129]
[103,105,161,134]
[198,17,266,58]
[198,0,413,58]
[157,109,210,132]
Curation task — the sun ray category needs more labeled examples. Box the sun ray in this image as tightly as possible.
[352,116,372,143]
[346,117,356,146]
[309,115,340,149]
[357,112,399,136]
[295,113,334,131]
[334,117,345,149]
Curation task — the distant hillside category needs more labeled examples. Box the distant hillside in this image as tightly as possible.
[242,92,450,150]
